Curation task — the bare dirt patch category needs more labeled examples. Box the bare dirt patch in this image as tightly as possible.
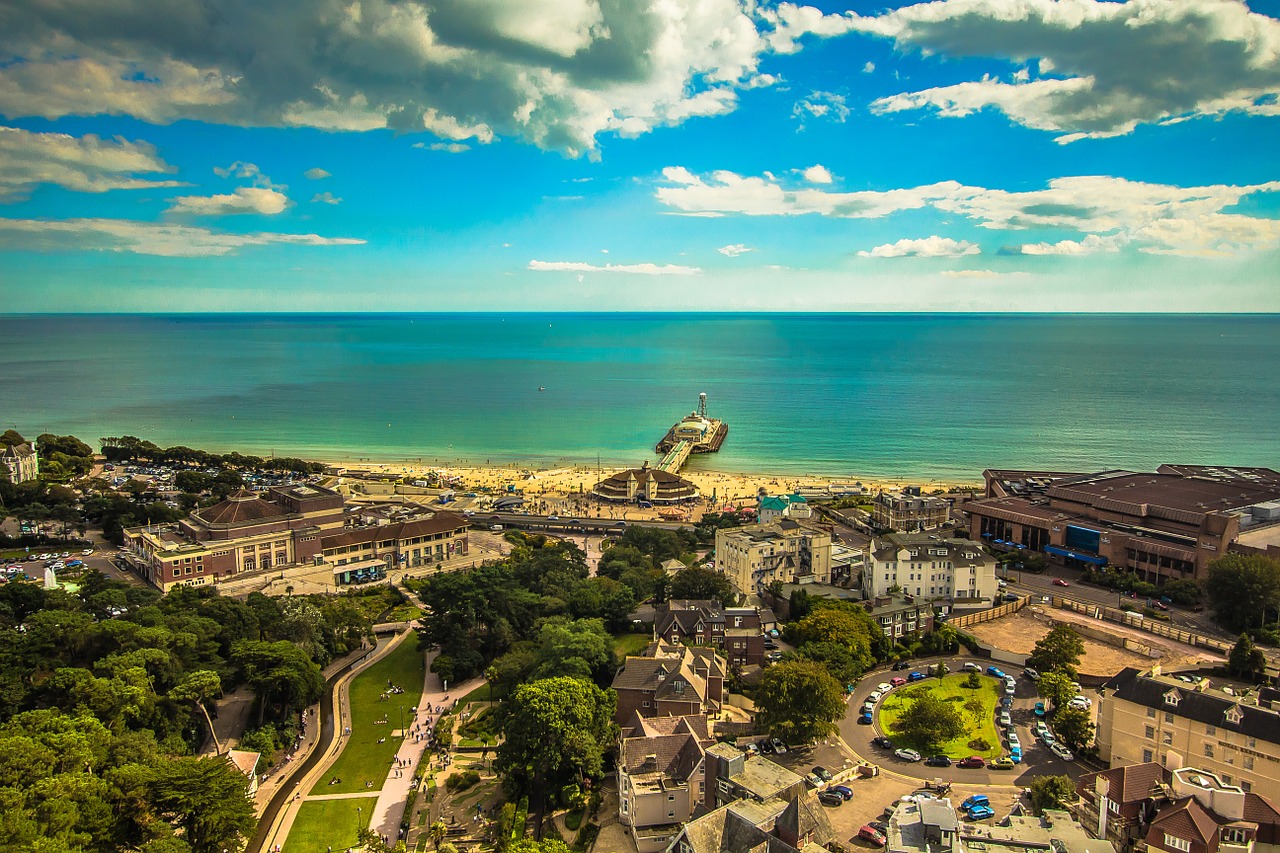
[965,606,1224,677]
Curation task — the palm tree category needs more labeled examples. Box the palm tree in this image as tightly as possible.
[429,818,447,850]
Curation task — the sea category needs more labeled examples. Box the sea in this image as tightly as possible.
[0,313,1276,483]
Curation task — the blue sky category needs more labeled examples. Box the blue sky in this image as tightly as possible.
[1,0,1278,312]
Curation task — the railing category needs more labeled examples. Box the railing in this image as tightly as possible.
[1051,595,1234,655]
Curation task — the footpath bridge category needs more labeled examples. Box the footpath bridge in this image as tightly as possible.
[656,439,691,473]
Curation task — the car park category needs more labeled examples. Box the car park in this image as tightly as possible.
[871,736,894,749]
[818,791,845,807]
[831,785,854,800]
[961,795,990,812]
[859,825,887,847]
[924,756,952,767]
[1051,743,1075,761]
[895,749,922,762]
[812,766,833,782]
[967,805,996,821]
[957,756,985,768]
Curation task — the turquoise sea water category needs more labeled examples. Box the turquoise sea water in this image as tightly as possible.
[0,314,1276,482]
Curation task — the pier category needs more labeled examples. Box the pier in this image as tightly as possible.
[656,440,692,473]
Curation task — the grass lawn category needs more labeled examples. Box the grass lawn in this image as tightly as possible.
[322,639,426,794]
[877,674,1004,760]
[283,795,377,853]
[459,680,504,707]
[612,632,652,659]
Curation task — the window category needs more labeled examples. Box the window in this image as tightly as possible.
[1206,725,1216,736]
[1244,756,1254,770]
[1205,744,1214,758]
[1223,828,1249,845]
[1162,732,1173,745]
[1247,736,1257,748]
[1163,834,1191,853]
[1242,781,1252,792]
[1143,749,1154,763]
[1165,712,1175,723]
[1148,708,1157,718]
[1146,726,1156,739]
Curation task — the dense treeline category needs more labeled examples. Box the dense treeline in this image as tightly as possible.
[101,435,325,474]
[0,572,374,852]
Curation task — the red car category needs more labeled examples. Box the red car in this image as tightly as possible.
[957,756,986,768]
[890,676,907,687]
[859,825,887,847]
[1053,578,1070,587]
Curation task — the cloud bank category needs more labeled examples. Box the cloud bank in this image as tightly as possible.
[0,126,183,201]
[0,218,364,256]
[528,259,701,275]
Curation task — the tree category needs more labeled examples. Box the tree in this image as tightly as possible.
[1028,624,1085,678]
[935,661,949,681]
[795,641,868,687]
[1028,774,1078,814]
[892,691,965,750]
[785,605,876,675]
[168,670,224,753]
[496,677,617,800]
[230,640,324,726]
[753,660,846,745]
[1206,553,1280,632]
[1038,671,1075,710]
[1228,633,1266,681]
[508,840,573,853]
[149,755,256,853]
[429,818,447,850]
[1052,706,1095,752]
[669,566,734,606]
[963,671,982,690]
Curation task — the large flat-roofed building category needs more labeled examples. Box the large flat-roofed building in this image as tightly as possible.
[715,520,832,595]
[318,512,469,583]
[1097,668,1280,803]
[124,485,346,591]
[965,466,1280,585]
[873,489,950,532]
[888,799,1111,853]
[864,532,998,607]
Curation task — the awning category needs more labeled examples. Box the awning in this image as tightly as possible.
[1045,545,1107,566]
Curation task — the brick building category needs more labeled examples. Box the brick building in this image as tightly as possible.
[611,641,726,727]
[653,600,775,668]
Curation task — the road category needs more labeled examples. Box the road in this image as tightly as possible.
[837,657,1089,790]
[474,510,693,534]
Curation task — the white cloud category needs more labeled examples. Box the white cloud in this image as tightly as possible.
[858,236,980,258]
[0,217,363,256]
[0,125,183,201]
[939,269,1029,278]
[168,186,291,216]
[212,161,275,185]
[412,141,471,154]
[528,260,702,275]
[1014,233,1128,255]
[304,167,331,180]
[846,0,1280,139]
[0,0,832,156]
[793,91,850,126]
[801,164,833,184]
[862,61,876,74]
[310,192,342,205]
[718,243,754,257]
[658,167,1280,256]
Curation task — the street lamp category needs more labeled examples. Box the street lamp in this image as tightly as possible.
[356,805,362,834]
[400,705,405,735]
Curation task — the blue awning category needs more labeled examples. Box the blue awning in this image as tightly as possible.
[1045,545,1107,566]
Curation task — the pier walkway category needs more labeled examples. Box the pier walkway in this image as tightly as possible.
[656,440,691,473]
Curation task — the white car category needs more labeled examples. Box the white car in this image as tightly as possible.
[878,682,892,692]
[869,691,883,703]
[1050,743,1075,761]
[81,549,94,556]
[1007,732,1021,749]
[895,749,922,762]
[998,711,1012,728]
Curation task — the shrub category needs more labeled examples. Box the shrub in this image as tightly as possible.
[445,769,481,791]
[967,737,991,751]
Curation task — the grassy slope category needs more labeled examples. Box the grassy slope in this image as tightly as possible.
[322,639,426,794]
[283,795,378,853]
[877,673,1004,760]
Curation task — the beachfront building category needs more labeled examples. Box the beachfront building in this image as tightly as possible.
[593,462,700,504]
[617,713,712,853]
[966,466,1280,584]
[318,511,469,584]
[1097,668,1280,803]
[1075,763,1280,853]
[864,532,998,607]
[123,484,346,591]
[612,641,726,726]
[757,494,812,523]
[653,599,776,668]
[714,520,833,595]
[1,440,39,484]
[873,488,950,531]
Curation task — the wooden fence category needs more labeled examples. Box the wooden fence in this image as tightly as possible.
[1052,595,1234,656]
[949,596,1027,628]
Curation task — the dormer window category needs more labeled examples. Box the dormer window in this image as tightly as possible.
[1164,689,1182,707]
[1225,705,1244,725]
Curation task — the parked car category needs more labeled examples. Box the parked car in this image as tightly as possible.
[1051,743,1075,761]
[812,766,833,782]
[1023,667,1041,680]
[1041,730,1057,746]
[743,741,759,754]
[862,702,875,715]
[989,756,1015,770]
[871,736,894,749]
[924,755,952,767]
[771,738,788,754]
[858,712,873,724]
[998,711,1011,728]
[763,640,779,650]
[967,805,996,821]
[1002,593,1020,602]
[806,773,824,788]
[961,795,990,812]
[859,825,887,846]
[963,662,981,672]
[818,791,845,807]
[766,651,784,662]
[892,660,910,671]
[1007,732,1020,749]
[759,739,775,754]
[832,785,854,800]
[894,749,922,762]
[986,666,1004,678]
[1010,747,1023,763]
[957,756,985,769]
[1053,578,1070,587]
[890,676,907,687]
[1034,702,1047,717]
[909,671,925,681]
[868,690,883,703]
[878,682,892,692]
[868,819,888,833]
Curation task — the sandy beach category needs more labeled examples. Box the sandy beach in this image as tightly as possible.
[325,458,981,514]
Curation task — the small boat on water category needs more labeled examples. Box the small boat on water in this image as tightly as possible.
[539,386,546,391]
